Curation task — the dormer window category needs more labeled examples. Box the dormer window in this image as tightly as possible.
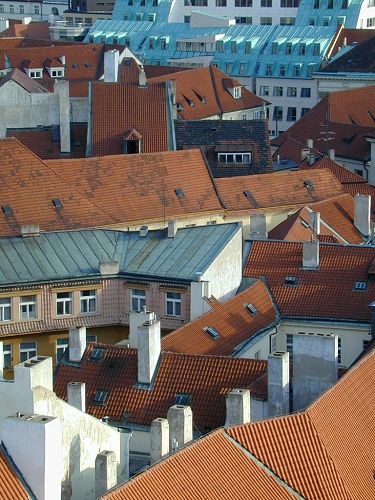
[233,87,241,99]
[27,70,43,79]
[50,69,64,78]
[123,128,142,154]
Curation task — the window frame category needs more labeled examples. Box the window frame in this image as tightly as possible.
[165,292,182,317]
[19,295,37,320]
[131,289,146,312]
[0,297,11,322]
[80,290,97,314]
[56,291,73,316]
[20,341,37,363]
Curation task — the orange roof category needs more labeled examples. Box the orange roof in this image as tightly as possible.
[215,168,345,211]
[244,240,375,322]
[299,155,368,184]
[0,446,31,499]
[54,345,267,431]
[0,20,50,39]
[90,80,169,156]
[162,280,278,356]
[103,430,294,500]
[149,65,266,120]
[47,149,223,224]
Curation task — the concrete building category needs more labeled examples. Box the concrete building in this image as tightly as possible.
[0,0,67,21]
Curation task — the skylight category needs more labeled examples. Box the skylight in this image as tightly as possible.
[204,326,220,340]
[93,390,108,405]
[243,191,252,199]
[1,205,12,216]
[175,188,184,198]
[90,348,106,361]
[354,281,367,291]
[284,276,299,286]
[52,198,63,209]
[245,303,258,316]
[175,393,191,405]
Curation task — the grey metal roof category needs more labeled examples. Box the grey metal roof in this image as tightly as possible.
[0,224,241,286]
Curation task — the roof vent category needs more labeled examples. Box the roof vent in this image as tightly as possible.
[204,326,220,340]
[52,198,63,209]
[304,180,313,189]
[245,303,258,316]
[140,225,149,237]
[176,103,183,112]
[1,205,12,215]
[284,276,299,286]
[354,281,367,291]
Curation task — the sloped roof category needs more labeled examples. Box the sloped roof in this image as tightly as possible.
[0,445,31,499]
[54,345,267,430]
[47,149,223,224]
[149,65,266,120]
[0,67,48,93]
[90,80,169,156]
[215,168,345,211]
[244,240,375,322]
[162,280,278,356]
[0,19,50,39]
[322,33,375,73]
[326,28,375,59]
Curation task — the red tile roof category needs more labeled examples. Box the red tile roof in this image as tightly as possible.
[90,80,169,156]
[299,155,368,184]
[0,67,48,93]
[162,280,278,356]
[0,446,31,499]
[215,168,345,211]
[326,27,375,58]
[244,240,375,322]
[0,20,50,39]
[149,65,266,120]
[54,344,267,431]
[103,430,294,500]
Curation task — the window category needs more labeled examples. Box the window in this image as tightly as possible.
[226,63,233,74]
[280,0,299,5]
[301,107,310,117]
[285,43,292,55]
[166,292,181,316]
[56,338,68,362]
[266,64,273,76]
[287,86,297,97]
[323,16,331,26]
[363,339,371,351]
[233,87,241,98]
[0,5,3,13]
[236,16,252,24]
[327,0,333,8]
[231,42,237,53]
[205,326,220,340]
[254,350,261,360]
[160,39,167,50]
[287,107,297,121]
[80,290,96,314]
[149,38,155,49]
[239,63,246,75]
[273,106,283,121]
[184,15,190,23]
[242,114,248,120]
[19,5,24,13]
[34,5,39,14]
[273,86,283,96]
[293,64,301,77]
[354,169,363,177]
[20,342,37,363]
[338,337,342,364]
[286,334,293,360]
[259,85,269,96]
[309,18,315,26]
[131,289,146,312]
[299,43,306,55]
[261,0,272,5]
[3,344,11,368]
[20,296,37,320]
[93,390,108,405]
[56,292,72,316]
[270,335,277,352]
[313,0,320,8]
[185,0,208,4]
[313,44,320,56]
[0,298,11,321]
[87,334,98,343]
[279,65,286,76]
[235,0,252,5]
[216,41,224,52]
[9,4,14,13]
[216,0,227,5]
[51,70,63,78]
[29,71,42,79]
[218,153,251,163]
[367,18,375,27]
[260,17,272,25]
[301,87,311,98]
[280,17,295,25]
[307,64,316,78]
[342,0,348,7]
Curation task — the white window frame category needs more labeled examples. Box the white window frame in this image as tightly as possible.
[233,87,241,99]
[56,292,73,316]
[20,341,37,362]
[0,297,11,322]
[80,290,97,314]
[166,292,181,317]
[19,295,37,320]
[131,289,146,312]
[56,337,69,362]
[3,344,12,368]
[218,152,252,164]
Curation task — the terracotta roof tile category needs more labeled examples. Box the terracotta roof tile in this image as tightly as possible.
[103,430,294,500]
[323,32,375,72]
[0,20,50,39]
[244,240,375,322]
[215,169,345,211]
[0,67,48,93]
[90,80,169,156]
[54,346,267,431]
[0,446,30,499]
[299,155,368,184]
[326,28,375,58]
[162,280,278,356]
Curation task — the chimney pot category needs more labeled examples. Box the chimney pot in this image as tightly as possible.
[67,381,86,413]
[300,148,310,162]
[328,149,335,161]
[139,66,147,87]
[249,213,268,240]
[306,138,313,149]
[268,351,290,417]
[95,450,117,498]
[104,49,119,83]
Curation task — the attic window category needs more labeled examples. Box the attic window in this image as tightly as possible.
[72,63,79,69]
[304,180,313,189]
[245,303,258,316]
[84,63,91,68]
[90,348,106,361]
[243,191,252,198]
[354,281,367,291]
[175,393,191,405]
[2,205,12,215]
[284,276,299,286]
[93,390,108,405]
[175,188,184,198]
[204,326,220,340]
[52,198,63,209]
[233,87,241,99]
[176,103,183,112]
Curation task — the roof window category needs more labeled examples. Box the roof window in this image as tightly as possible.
[284,276,299,286]
[204,326,220,340]
[52,198,63,209]
[245,303,258,316]
[243,191,252,199]
[93,390,108,405]
[354,281,367,291]
[175,393,191,405]
[90,348,106,362]
[2,205,12,215]
[175,188,185,198]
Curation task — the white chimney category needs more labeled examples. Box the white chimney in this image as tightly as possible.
[268,352,290,417]
[302,240,319,269]
[249,213,268,240]
[55,79,71,154]
[137,318,161,385]
[95,450,117,498]
[14,356,53,392]
[67,382,86,413]
[308,211,321,235]
[69,326,87,362]
[1,414,62,500]
[140,225,149,237]
[150,418,170,465]
[328,148,335,161]
[139,66,147,87]
[168,220,178,238]
[300,147,310,161]
[306,138,313,149]
[129,309,156,348]
[225,388,250,427]
[354,194,371,237]
[104,49,119,83]
[0,341,3,379]
[167,405,193,451]
[100,261,119,275]
[59,55,66,65]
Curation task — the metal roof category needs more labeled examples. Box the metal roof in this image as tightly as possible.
[0,224,241,286]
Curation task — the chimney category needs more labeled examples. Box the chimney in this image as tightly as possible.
[369,301,375,338]
[95,450,117,498]
[21,225,40,237]
[302,240,319,269]
[306,138,313,149]
[55,79,71,154]
[0,341,3,379]
[59,55,66,65]
[308,211,321,235]
[14,356,53,392]
[308,153,315,166]
[1,414,62,500]
[300,147,310,161]
[129,309,156,348]
[293,332,338,411]
[268,352,290,417]
[168,220,178,238]
[150,418,169,464]
[67,382,86,412]
[104,49,119,83]
[328,148,335,161]
[167,405,193,451]
[249,213,268,240]
[139,65,147,87]
[354,194,371,237]
[137,318,161,385]
[99,261,119,275]
[69,326,87,362]
[225,388,250,427]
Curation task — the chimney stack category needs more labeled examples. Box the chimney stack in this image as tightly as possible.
[354,194,371,237]
[69,326,87,362]
[306,138,313,149]
[302,240,319,269]
[67,382,86,413]
[137,317,161,385]
[129,309,156,348]
[104,49,119,83]
[225,388,250,427]
[168,220,178,238]
[167,405,193,451]
[55,79,71,154]
[139,65,147,87]
[95,450,117,498]
[300,148,310,162]
[328,148,335,161]
[150,418,170,464]
[249,213,268,240]
[308,211,321,235]
[268,352,290,417]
